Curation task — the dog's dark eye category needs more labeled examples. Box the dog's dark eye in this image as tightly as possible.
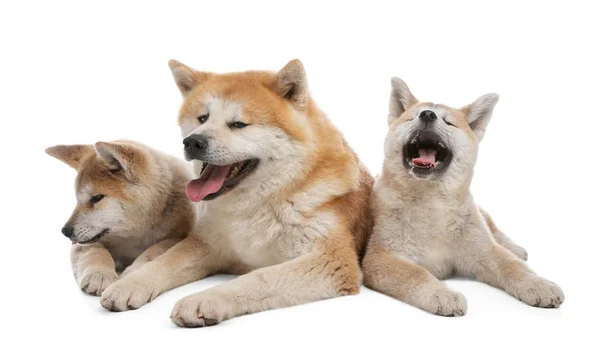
[443,118,457,127]
[197,114,209,124]
[90,194,105,205]
[229,122,248,129]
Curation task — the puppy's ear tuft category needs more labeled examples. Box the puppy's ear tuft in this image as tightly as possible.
[94,142,143,182]
[45,144,93,170]
[168,59,209,97]
[389,77,417,125]
[273,59,308,109]
[462,93,499,141]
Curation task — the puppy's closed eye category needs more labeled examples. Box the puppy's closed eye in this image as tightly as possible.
[443,118,457,127]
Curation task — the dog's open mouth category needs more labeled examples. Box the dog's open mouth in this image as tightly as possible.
[73,228,109,245]
[404,130,452,175]
[186,159,259,202]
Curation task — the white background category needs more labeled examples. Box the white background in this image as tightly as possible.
[1,1,598,357]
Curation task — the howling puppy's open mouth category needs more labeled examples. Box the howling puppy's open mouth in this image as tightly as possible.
[403,130,452,176]
[186,159,259,202]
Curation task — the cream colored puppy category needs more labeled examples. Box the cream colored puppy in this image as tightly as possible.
[46,140,196,295]
[362,78,564,316]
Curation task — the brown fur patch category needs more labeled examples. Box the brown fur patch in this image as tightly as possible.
[76,157,130,201]
[328,165,374,257]
[315,228,363,295]
[179,71,309,142]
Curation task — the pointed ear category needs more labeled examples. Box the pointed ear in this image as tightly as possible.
[273,59,308,109]
[168,59,210,96]
[45,144,93,170]
[94,142,143,182]
[461,93,499,141]
[389,77,418,125]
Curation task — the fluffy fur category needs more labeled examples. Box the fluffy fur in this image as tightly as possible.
[46,140,196,295]
[362,77,563,316]
[99,60,374,327]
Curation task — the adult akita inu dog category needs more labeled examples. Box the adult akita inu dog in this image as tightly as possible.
[100,59,373,327]
[362,78,564,316]
[46,141,196,295]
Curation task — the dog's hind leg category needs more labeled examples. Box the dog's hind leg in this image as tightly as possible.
[478,206,528,261]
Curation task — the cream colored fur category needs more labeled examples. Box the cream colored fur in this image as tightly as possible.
[362,78,564,316]
[46,140,196,296]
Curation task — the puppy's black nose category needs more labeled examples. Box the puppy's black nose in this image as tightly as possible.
[183,135,208,159]
[419,110,437,122]
[61,226,74,239]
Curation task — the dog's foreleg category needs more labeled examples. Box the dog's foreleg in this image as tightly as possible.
[71,243,118,296]
[100,235,222,312]
[478,206,528,261]
[170,236,361,327]
[362,244,467,317]
[468,242,564,308]
[120,237,182,277]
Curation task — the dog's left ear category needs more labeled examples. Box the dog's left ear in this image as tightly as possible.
[462,93,499,141]
[94,142,144,182]
[274,59,308,109]
[168,59,211,97]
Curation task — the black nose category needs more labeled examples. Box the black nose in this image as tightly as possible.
[419,110,437,122]
[61,226,74,238]
[183,135,208,159]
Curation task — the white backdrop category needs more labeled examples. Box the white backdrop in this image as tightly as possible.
[1,1,598,357]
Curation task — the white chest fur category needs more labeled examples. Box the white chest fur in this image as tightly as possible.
[196,198,337,270]
[378,187,471,276]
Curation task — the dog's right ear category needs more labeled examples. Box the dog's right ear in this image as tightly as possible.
[389,77,418,126]
[94,142,145,183]
[168,59,211,97]
[45,144,93,170]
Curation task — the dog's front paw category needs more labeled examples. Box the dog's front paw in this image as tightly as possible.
[170,292,234,328]
[420,289,467,317]
[100,275,156,312]
[513,277,564,308]
[78,270,118,296]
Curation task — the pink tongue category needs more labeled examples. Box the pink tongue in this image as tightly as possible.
[413,148,438,168]
[186,164,232,202]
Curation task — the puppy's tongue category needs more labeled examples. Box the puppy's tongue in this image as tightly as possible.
[186,164,231,202]
[413,148,437,168]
